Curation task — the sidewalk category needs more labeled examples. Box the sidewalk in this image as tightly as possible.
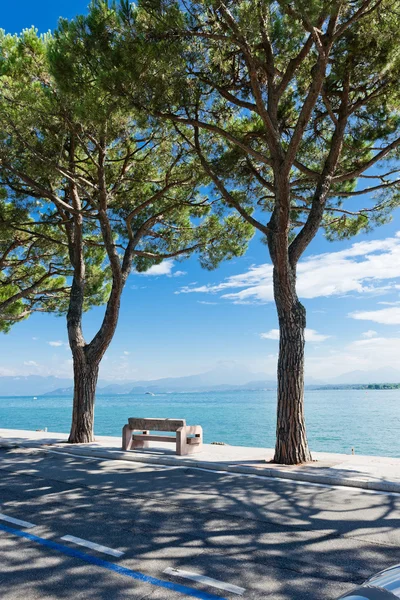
[1,428,399,494]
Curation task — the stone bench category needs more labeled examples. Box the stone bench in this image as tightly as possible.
[122,418,203,456]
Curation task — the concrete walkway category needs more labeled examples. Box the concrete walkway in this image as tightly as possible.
[1,428,399,494]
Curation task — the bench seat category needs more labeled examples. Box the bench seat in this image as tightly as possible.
[122,418,203,456]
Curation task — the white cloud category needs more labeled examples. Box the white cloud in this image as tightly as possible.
[305,329,331,342]
[0,367,18,376]
[123,351,130,355]
[362,330,378,338]
[135,260,186,278]
[178,233,400,304]
[1,358,74,379]
[306,335,400,380]
[260,329,280,340]
[261,328,330,342]
[197,300,218,305]
[138,260,174,276]
[48,341,64,347]
[350,307,400,325]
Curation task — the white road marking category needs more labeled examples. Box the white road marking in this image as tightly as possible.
[60,535,124,558]
[0,513,36,528]
[164,567,245,595]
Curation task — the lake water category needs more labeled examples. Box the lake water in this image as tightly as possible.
[0,389,399,457]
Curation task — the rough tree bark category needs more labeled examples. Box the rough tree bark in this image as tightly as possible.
[267,165,312,465]
[67,282,123,443]
[67,257,124,443]
[69,353,99,443]
[273,266,311,464]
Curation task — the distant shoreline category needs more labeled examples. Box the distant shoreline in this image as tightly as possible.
[1,383,400,399]
[308,383,400,391]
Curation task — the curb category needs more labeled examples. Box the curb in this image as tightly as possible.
[14,442,400,495]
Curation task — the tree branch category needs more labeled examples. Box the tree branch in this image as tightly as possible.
[192,125,269,235]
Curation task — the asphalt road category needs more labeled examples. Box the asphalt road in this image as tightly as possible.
[0,447,399,600]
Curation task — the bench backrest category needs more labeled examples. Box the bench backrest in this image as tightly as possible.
[128,418,186,432]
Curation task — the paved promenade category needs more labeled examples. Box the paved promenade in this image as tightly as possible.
[1,428,399,493]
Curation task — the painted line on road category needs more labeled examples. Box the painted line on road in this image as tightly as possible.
[0,523,226,600]
[61,534,124,558]
[0,513,36,528]
[164,567,245,596]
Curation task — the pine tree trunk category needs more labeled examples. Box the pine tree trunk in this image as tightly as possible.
[68,354,99,443]
[273,267,312,465]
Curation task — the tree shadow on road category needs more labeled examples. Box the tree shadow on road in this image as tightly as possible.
[0,447,399,600]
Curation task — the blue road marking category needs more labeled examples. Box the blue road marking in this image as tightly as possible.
[0,523,226,600]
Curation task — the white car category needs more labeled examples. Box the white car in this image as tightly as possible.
[338,564,400,599]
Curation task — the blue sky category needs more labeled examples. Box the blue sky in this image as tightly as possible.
[1,1,400,383]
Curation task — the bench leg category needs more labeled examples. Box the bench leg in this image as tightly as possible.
[176,426,203,456]
[176,426,187,456]
[187,426,203,455]
[131,430,150,449]
[122,424,133,451]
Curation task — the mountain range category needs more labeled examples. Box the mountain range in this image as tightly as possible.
[1,366,400,396]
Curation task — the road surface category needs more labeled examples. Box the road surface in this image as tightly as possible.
[0,446,399,599]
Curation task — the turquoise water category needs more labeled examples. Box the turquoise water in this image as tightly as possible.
[0,389,399,457]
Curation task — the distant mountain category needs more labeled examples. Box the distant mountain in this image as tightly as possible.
[125,366,273,394]
[98,382,137,394]
[128,379,278,394]
[0,376,139,397]
[36,366,277,396]
[46,379,278,396]
[327,367,400,385]
[44,382,138,396]
[3,366,398,398]
[46,387,73,396]
[0,376,74,397]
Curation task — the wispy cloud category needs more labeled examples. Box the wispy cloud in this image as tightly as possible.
[48,341,64,347]
[362,330,378,338]
[306,335,400,379]
[261,328,330,342]
[173,270,187,277]
[178,232,400,304]
[23,360,40,367]
[134,259,186,278]
[349,306,400,325]
[0,367,18,376]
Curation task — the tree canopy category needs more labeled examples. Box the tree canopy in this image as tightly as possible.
[103,0,400,245]
[0,23,253,441]
[0,25,252,331]
[0,199,70,333]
